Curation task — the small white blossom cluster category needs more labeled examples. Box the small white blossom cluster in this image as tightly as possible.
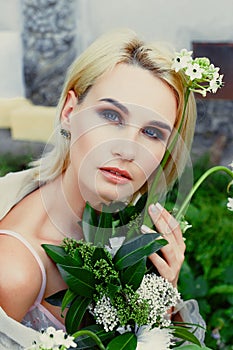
[136,274,181,328]
[91,295,119,332]
[26,327,77,350]
[172,48,224,96]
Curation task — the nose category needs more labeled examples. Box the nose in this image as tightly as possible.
[111,127,138,161]
[112,145,135,161]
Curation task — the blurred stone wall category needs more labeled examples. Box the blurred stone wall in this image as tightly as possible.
[192,99,233,165]
[22,0,77,106]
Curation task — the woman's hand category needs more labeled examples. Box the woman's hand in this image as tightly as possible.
[142,202,186,287]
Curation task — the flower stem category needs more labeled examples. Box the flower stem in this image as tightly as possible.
[72,330,106,350]
[175,165,233,221]
[143,88,191,226]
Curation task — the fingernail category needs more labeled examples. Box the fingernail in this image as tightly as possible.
[150,202,163,213]
[150,204,158,213]
[141,224,157,234]
[155,202,164,211]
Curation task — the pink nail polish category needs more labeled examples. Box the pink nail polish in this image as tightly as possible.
[155,202,163,211]
[150,204,157,212]
[150,204,159,213]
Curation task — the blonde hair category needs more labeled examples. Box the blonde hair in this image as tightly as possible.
[30,28,196,198]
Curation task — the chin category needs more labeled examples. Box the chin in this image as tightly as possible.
[98,190,134,206]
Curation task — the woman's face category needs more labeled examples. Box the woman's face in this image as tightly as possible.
[65,63,177,208]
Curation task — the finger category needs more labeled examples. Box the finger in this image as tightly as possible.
[148,251,183,287]
[149,203,179,233]
[141,224,163,239]
[148,203,185,249]
[141,222,185,271]
[142,203,186,286]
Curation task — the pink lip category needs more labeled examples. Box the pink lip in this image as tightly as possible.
[99,167,132,184]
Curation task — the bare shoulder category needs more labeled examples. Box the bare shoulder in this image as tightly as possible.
[0,234,42,321]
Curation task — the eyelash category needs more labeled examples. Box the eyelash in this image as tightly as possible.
[98,109,123,125]
[141,126,165,141]
[98,108,165,141]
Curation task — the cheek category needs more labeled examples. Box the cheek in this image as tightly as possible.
[69,133,112,176]
[138,142,167,180]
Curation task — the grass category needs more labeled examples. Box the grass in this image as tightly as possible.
[0,153,232,349]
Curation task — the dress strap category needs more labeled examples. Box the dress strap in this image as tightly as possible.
[0,229,46,307]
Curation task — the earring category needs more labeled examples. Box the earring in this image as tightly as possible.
[60,128,71,139]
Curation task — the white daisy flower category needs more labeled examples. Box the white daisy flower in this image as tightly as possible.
[185,62,204,80]
[26,327,77,349]
[209,74,224,93]
[171,49,193,72]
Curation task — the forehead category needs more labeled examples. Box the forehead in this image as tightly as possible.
[79,63,177,125]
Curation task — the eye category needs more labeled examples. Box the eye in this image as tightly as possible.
[98,109,123,125]
[142,126,165,141]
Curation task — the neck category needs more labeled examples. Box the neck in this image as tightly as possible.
[40,172,84,239]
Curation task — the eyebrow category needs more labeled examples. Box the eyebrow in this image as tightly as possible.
[149,120,172,133]
[99,98,129,115]
[98,97,172,132]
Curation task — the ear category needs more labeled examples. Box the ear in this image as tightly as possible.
[60,90,78,128]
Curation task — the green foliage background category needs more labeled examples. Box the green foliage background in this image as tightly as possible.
[0,153,232,349]
[167,157,233,350]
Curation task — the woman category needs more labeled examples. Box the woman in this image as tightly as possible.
[0,28,204,346]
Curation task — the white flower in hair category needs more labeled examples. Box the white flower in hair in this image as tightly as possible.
[172,48,193,72]
[209,74,224,93]
[185,62,204,81]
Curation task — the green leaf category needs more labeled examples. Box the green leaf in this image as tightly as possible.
[193,275,208,298]
[74,325,115,349]
[171,326,201,346]
[179,261,196,299]
[57,265,96,298]
[82,202,98,243]
[106,332,137,350]
[65,295,91,334]
[114,234,167,270]
[134,192,147,210]
[42,243,83,267]
[94,209,113,247]
[116,195,145,230]
[42,244,74,265]
[61,289,77,312]
[118,206,135,226]
[91,246,112,264]
[121,257,146,290]
[106,282,121,300]
[209,284,233,296]
[45,289,67,307]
